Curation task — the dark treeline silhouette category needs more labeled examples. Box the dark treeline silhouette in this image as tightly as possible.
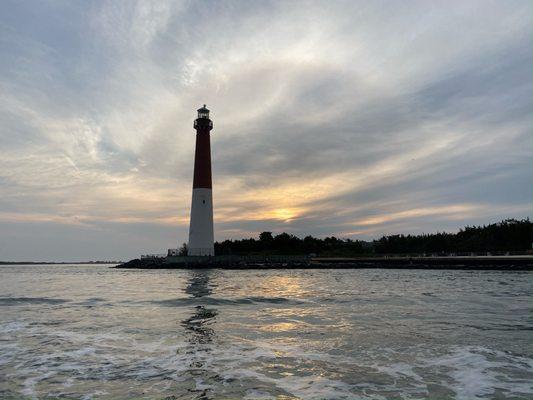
[214,219,532,256]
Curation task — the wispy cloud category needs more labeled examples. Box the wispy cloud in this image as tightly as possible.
[0,0,531,260]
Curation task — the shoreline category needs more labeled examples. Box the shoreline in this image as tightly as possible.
[115,255,533,270]
[0,261,121,265]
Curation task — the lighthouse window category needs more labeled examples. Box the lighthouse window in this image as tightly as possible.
[203,200,205,204]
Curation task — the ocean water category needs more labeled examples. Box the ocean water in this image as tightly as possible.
[0,264,531,400]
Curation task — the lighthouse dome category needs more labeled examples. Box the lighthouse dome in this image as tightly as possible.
[197,105,210,119]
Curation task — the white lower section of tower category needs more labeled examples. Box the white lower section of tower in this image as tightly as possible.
[188,188,214,256]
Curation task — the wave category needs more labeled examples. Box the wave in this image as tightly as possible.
[0,297,69,306]
[141,296,300,307]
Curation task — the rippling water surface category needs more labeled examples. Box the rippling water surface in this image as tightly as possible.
[0,264,531,399]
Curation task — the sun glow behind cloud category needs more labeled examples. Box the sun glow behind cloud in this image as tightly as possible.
[0,0,531,260]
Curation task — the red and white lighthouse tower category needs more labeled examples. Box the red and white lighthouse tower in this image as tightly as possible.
[187,105,214,256]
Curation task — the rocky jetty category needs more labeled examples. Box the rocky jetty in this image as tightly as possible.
[115,255,533,270]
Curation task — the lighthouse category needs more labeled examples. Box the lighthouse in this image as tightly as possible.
[187,105,215,256]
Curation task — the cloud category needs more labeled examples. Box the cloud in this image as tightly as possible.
[0,0,531,260]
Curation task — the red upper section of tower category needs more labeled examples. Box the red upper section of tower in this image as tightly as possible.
[192,106,213,189]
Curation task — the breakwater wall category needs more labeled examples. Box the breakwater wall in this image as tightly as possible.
[115,255,533,270]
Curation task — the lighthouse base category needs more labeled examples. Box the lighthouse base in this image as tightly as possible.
[188,247,214,256]
[187,188,214,256]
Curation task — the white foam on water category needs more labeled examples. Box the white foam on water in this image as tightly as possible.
[21,371,55,399]
[5,323,533,400]
[3,313,532,400]
[201,340,533,400]
[372,360,425,386]
[220,366,355,400]
[1,325,196,397]
[178,340,358,399]
[244,389,277,400]
[366,345,533,399]
[63,346,97,358]
[279,374,354,399]
[81,389,108,400]
[193,376,215,391]
[0,320,27,334]
[424,346,533,399]
[62,377,74,388]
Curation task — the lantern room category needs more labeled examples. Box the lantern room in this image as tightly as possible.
[197,105,210,119]
[194,104,213,130]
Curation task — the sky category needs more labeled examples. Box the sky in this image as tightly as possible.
[0,0,531,261]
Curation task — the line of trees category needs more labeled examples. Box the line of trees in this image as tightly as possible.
[213,218,532,256]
